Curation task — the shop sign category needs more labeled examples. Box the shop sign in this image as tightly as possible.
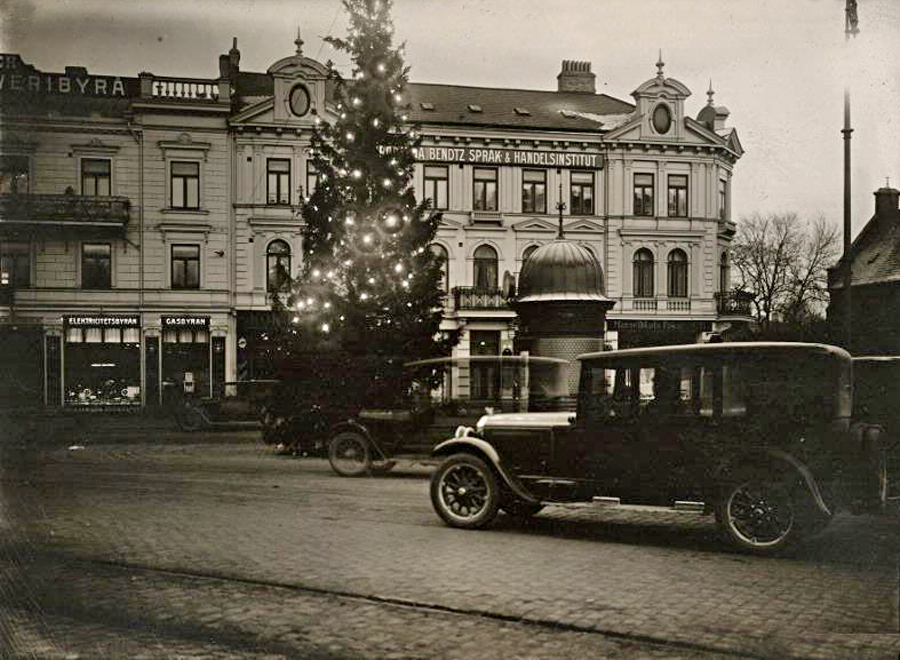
[162,315,210,329]
[415,145,603,169]
[607,320,712,333]
[1,54,130,97]
[64,315,139,327]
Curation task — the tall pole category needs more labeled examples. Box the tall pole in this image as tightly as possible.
[842,0,859,351]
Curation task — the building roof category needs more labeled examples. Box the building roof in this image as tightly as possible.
[832,187,900,288]
[403,83,635,131]
[516,239,610,303]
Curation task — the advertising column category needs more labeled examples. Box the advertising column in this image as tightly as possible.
[161,316,211,400]
[63,315,141,407]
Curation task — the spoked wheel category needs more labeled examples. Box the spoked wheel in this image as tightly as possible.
[717,472,796,554]
[328,432,371,477]
[430,453,500,529]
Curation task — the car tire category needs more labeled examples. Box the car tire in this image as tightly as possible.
[431,453,500,529]
[328,431,371,477]
[716,470,798,554]
[501,497,544,519]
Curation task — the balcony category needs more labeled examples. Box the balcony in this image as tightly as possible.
[0,193,130,236]
[715,290,755,319]
[452,287,510,311]
[137,73,230,106]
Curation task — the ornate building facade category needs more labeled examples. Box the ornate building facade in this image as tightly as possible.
[0,35,747,408]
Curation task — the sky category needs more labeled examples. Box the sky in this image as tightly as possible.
[2,0,899,242]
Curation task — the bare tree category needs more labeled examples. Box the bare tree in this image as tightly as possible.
[731,213,840,329]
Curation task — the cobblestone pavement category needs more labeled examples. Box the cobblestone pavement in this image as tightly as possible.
[1,435,898,659]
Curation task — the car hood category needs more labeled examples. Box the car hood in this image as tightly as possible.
[480,411,574,429]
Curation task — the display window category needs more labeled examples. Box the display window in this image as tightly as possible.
[64,322,141,406]
[161,317,211,399]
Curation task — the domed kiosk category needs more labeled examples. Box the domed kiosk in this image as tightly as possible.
[512,224,615,394]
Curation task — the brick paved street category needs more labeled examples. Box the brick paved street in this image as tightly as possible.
[1,429,898,659]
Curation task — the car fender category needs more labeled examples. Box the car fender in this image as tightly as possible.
[432,436,540,505]
[728,448,832,517]
[329,419,389,461]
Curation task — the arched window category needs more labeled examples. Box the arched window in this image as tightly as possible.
[667,249,688,298]
[522,245,539,264]
[430,243,449,292]
[266,240,292,292]
[473,244,498,289]
[719,251,729,292]
[633,248,654,298]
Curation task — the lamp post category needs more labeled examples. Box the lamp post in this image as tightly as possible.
[842,0,859,351]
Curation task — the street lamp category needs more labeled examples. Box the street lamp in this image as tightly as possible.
[842,0,859,350]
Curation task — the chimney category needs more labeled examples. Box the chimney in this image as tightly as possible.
[557,60,595,94]
[874,183,900,221]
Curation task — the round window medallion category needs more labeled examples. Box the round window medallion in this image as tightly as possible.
[652,103,672,134]
[288,84,311,117]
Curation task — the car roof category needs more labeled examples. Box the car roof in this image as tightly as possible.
[405,355,569,367]
[578,342,851,363]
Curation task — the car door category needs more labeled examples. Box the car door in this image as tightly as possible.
[548,363,641,497]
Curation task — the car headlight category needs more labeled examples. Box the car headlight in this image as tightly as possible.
[476,415,488,432]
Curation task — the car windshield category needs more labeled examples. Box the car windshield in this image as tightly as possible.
[404,355,572,414]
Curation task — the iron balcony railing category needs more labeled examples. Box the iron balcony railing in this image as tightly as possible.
[715,290,755,317]
[0,193,130,227]
[452,286,510,310]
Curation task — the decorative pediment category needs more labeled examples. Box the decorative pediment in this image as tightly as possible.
[268,56,329,79]
[231,98,275,125]
[511,217,558,232]
[564,219,604,233]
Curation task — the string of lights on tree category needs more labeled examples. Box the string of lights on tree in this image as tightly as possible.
[280,0,456,369]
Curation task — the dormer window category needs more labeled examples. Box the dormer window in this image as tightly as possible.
[288,84,311,117]
[420,102,435,111]
[513,107,531,116]
[467,104,483,113]
[652,103,672,134]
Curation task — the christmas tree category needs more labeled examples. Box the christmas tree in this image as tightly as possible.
[278,0,457,411]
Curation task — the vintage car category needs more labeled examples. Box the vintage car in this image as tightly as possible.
[324,355,571,476]
[430,343,889,554]
[173,380,280,431]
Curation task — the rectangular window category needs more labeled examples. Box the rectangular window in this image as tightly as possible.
[423,165,448,210]
[0,155,29,194]
[171,161,200,209]
[81,158,111,196]
[521,169,546,213]
[0,241,30,288]
[171,244,200,290]
[633,173,654,216]
[718,179,728,220]
[305,162,318,199]
[570,171,594,215]
[267,159,290,205]
[82,243,111,289]
[473,167,498,212]
[667,174,688,218]
[470,330,501,400]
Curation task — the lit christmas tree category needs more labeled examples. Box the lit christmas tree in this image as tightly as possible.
[278,0,456,409]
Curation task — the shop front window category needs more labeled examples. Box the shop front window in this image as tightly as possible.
[65,324,141,406]
[470,330,501,401]
[162,323,211,400]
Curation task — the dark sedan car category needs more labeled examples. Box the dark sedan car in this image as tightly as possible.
[430,343,888,555]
